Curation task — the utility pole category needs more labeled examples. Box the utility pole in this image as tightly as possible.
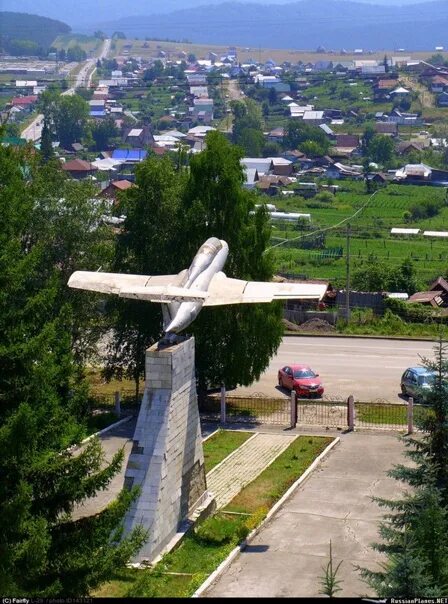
[345,223,351,321]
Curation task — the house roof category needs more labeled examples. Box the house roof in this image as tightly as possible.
[335,134,359,148]
[303,111,324,120]
[111,179,134,191]
[62,159,96,172]
[375,122,398,134]
[376,79,397,90]
[128,128,143,137]
[408,291,444,306]
[111,149,147,161]
[391,86,410,94]
[11,95,38,106]
[241,158,273,174]
[430,276,448,293]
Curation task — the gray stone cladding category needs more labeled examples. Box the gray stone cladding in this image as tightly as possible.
[123,336,207,562]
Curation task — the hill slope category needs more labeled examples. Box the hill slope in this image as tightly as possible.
[0,12,71,52]
[97,0,448,51]
[0,0,438,28]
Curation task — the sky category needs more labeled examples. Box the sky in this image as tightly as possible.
[0,0,438,29]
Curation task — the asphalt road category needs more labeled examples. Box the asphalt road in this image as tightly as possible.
[21,39,111,142]
[231,335,437,403]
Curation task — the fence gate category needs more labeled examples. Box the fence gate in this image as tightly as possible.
[296,395,348,429]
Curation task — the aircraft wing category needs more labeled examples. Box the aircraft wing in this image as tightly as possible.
[67,271,182,295]
[204,272,327,306]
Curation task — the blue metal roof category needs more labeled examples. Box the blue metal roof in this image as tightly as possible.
[90,110,106,117]
[111,149,147,161]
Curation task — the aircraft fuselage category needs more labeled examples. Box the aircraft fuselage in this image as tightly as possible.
[164,237,228,334]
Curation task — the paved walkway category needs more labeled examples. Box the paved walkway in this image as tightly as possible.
[203,430,408,598]
[72,417,136,520]
[207,433,297,508]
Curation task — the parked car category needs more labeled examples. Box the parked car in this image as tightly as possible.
[400,367,435,402]
[278,364,324,397]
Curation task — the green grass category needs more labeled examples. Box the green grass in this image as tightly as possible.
[355,402,430,426]
[203,429,252,472]
[272,182,448,285]
[84,411,120,436]
[94,435,332,597]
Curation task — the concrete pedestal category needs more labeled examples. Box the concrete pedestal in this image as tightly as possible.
[123,336,208,563]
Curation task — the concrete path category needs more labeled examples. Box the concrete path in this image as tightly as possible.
[72,416,136,520]
[203,430,408,598]
[207,433,297,509]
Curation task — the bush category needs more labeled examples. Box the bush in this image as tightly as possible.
[194,515,237,544]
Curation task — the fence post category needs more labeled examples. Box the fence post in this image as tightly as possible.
[114,390,121,418]
[290,390,297,429]
[407,397,414,435]
[220,383,226,425]
[347,395,355,431]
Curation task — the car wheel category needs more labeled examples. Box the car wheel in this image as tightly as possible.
[278,376,283,388]
[401,385,408,397]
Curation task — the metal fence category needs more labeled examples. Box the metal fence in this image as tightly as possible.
[204,390,425,433]
[202,393,292,425]
[297,397,347,428]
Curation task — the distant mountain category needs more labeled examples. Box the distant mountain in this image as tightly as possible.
[96,0,448,51]
[0,12,71,52]
[0,0,439,29]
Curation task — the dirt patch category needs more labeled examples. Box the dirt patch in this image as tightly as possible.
[283,318,336,333]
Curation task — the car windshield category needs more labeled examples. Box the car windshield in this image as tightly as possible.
[294,369,315,378]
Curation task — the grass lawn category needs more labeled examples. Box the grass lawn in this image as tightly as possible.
[355,402,430,427]
[271,182,448,286]
[93,434,332,597]
[86,368,143,399]
[84,411,121,437]
[203,429,253,472]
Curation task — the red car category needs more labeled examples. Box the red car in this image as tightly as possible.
[278,364,324,397]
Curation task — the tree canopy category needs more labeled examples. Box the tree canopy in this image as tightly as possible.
[0,140,144,595]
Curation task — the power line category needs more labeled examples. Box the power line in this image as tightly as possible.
[266,189,381,251]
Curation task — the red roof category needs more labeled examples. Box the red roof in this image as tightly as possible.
[11,95,38,106]
[111,179,134,190]
[62,159,97,172]
[376,79,397,90]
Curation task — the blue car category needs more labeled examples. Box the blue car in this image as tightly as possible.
[400,367,435,402]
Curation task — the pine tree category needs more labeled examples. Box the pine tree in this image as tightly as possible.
[359,339,448,597]
[40,118,54,163]
[0,141,145,596]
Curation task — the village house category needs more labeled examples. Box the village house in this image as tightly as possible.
[122,126,154,147]
[98,179,135,201]
[407,277,448,309]
[10,95,38,114]
[61,159,98,180]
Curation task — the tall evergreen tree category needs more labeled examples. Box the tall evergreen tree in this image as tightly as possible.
[0,142,145,596]
[40,118,54,163]
[359,339,448,597]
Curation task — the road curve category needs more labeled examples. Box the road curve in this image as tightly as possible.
[230,336,437,403]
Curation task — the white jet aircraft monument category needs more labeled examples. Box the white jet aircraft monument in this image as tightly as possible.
[68,237,327,340]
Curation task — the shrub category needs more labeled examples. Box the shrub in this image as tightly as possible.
[194,515,237,544]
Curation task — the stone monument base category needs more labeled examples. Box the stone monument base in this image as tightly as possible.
[123,336,211,563]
